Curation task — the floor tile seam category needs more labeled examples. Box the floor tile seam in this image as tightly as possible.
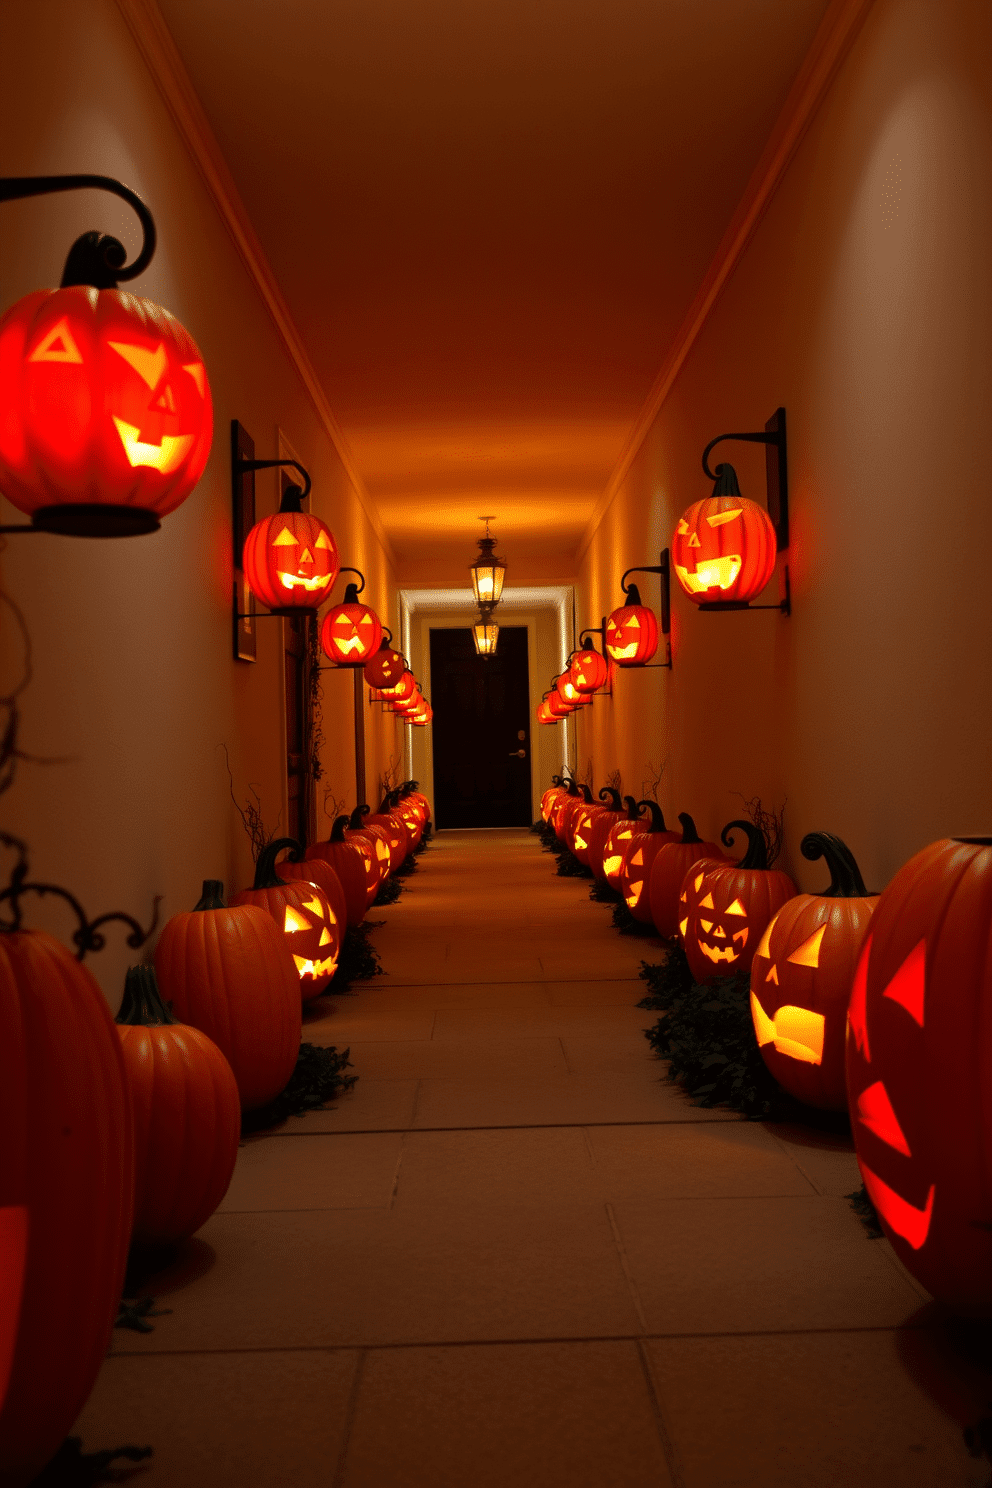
[330,1347,366,1488]
[257,1117,746,1135]
[605,1202,650,1334]
[108,1321,941,1361]
[368,977,644,988]
[635,1337,688,1488]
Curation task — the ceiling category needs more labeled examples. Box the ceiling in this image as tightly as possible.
[156,0,832,579]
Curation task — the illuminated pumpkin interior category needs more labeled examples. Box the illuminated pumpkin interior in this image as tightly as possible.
[856,1080,911,1156]
[750,992,825,1064]
[881,938,926,1026]
[860,1163,934,1250]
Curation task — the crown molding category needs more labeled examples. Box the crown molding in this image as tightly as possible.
[577,0,878,564]
[114,0,394,566]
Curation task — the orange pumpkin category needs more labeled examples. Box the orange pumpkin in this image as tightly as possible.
[364,637,407,689]
[749,832,877,1111]
[154,880,301,1110]
[274,852,348,936]
[345,805,393,888]
[365,792,412,871]
[0,929,134,1484]
[582,788,626,881]
[541,777,566,822]
[605,585,658,665]
[602,797,650,888]
[306,818,374,927]
[618,802,679,921]
[672,492,776,607]
[569,647,609,694]
[320,584,382,665]
[679,821,797,981]
[230,839,341,999]
[648,813,728,938]
[0,284,212,533]
[243,487,340,613]
[116,964,240,1243]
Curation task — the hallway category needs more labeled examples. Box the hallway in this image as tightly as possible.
[71,832,981,1487]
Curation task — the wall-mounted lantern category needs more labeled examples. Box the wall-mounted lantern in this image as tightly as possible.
[241,475,340,615]
[569,641,609,695]
[320,572,383,665]
[602,550,672,670]
[0,174,212,538]
[363,632,407,690]
[672,406,790,614]
[469,516,506,608]
[557,674,591,709]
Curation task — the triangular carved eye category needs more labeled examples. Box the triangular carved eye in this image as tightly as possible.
[706,507,743,528]
[688,533,701,547]
[272,527,298,546]
[724,898,747,917]
[882,940,926,1027]
[315,530,334,549]
[755,917,776,960]
[284,905,310,933]
[787,925,826,968]
[699,891,714,909]
[857,1081,912,1156]
[693,874,705,893]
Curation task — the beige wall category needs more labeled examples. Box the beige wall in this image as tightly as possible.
[0,0,396,1002]
[575,0,992,892]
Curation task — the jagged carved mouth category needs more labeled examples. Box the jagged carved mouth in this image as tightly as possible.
[675,555,743,594]
[280,572,331,591]
[698,922,748,963]
[293,954,338,979]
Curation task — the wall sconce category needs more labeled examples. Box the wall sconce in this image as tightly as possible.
[0,174,212,538]
[469,516,506,608]
[597,552,672,670]
[672,406,790,614]
[364,630,407,689]
[536,698,557,725]
[569,634,610,694]
[319,570,383,666]
[472,609,499,657]
[557,674,591,709]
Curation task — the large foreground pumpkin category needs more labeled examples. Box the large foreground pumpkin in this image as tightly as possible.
[154,880,300,1110]
[845,835,992,1315]
[0,931,133,1487]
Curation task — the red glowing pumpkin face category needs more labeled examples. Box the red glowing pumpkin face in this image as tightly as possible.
[605,605,658,666]
[672,495,776,606]
[243,505,340,612]
[845,837,992,1315]
[569,649,609,694]
[0,286,212,520]
[321,603,382,665]
[364,643,406,688]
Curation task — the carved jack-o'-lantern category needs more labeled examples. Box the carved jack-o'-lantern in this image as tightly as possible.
[243,487,340,613]
[679,820,796,981]
[320,583,382,665]
[580,787,626,877]
[557,782,593,846]
[672,494,776,607]
[0,285,212,533]
[647,813,727,938]
[537,700,557,725]
[569,647,609,694]
[230,839,340,998]
[557,676,591,709]
[541,777,566,821]
[364,635,406,689]
[619,801,678,922]
[546,689,573,720]
[749,832,877,1111]
[846,836,992,1315]
[602,797,651,888]
[605,585,659,666]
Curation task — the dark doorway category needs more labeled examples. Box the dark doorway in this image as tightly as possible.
[430,626,532,828]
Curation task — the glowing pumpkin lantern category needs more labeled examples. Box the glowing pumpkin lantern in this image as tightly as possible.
[619,802,679,921]
[582,787,626,878]
[750,832,877,1111]
[605,585,659,666]
[557,782,593,845]
[602,797,650,888]
[537,700,556,725]
[243,487,340,613]
[364,635,407,689]
[542,777,566,821]
[346,804,393,883]
[845,835,992,1314]
[0,284,212,534]
[365,792,412,872]
[648,813,727,938]
[557,676,591,709]
[320,583,382,665]
[546,690,573,720]
[230,838,340,998]
[672,492,776,607]
[679,820,796,981]
[569,647,609,694]
[305,817,373,927]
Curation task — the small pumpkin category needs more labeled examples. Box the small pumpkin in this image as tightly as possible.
[154,879,301,1110]
[116,964,240,1243]
[320,584,382,665]
[243,485,340,613]
[680,821,797,982]
[346,804,393,887]
[559,782,594,847]
[306,817,374,927]
[648,813,727,938]
[602,796,651,888]
[749,832,877,1111]
[619,801,679,921]
[605,585,658,666]
[0,930,134,1484]
[231,839,340,999]
[365,791,412,871]
[569,647,609,694]
[363,634,407,689]
[581,787,626,881]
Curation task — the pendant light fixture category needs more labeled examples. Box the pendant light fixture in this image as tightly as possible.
[469,515,506,608]
[472,608,499,657]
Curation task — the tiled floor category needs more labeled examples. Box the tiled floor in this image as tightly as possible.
[74,829,992,1485]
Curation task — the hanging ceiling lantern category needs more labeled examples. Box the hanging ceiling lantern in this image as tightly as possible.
[569,647,609,694]
[469,516,506,607]
[320,581,382,666]
[242,485,340,614]
[472,612,499,657]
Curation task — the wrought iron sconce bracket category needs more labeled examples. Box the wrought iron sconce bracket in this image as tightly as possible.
[618,549,673,669]
[695,406,790,617]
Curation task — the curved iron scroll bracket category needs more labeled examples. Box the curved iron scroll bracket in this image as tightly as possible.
[0,833,160,962]
[0,173,156,288]
[700,406,788,552]
[617,550,672,669]
[234,457,313,506]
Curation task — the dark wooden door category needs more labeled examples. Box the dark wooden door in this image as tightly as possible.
[430,626,532,828]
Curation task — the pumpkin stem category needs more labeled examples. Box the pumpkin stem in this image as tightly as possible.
[278,485,305,513]
[579,783,593,803]
[331,815,350,843]
[193,879,226,910]
[551,774,563,787]
[800,832,871,897]
[712,462,742,498]
[678,812,702,844]
[636,800,667,833]
[623,794,641,821]
[117,964,177,1026]
[721,819,768,870]
[624,582,644,605]
[598,787,623,810]
[565,777,581,797]
[349,804,370,828]
[342,581,361,605]
[253,837,303,890]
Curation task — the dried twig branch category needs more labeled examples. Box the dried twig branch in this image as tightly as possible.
[733,793,787,866]
[640,758,666,803]
[220,744,276,862]
[605,767,623,794]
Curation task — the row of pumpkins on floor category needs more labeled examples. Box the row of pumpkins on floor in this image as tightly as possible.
[543,776,992,1321]
[0,784,431,1487]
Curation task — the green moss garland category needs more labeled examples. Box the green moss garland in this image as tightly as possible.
[393,853,418,877]
[241,1042,357,1134]
[332,922,385,988]
[589,879,622,904]
[372,875,403,906]
[846,1183,883,1238]
[611,899,659,935]
[30,1439,153,1485]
